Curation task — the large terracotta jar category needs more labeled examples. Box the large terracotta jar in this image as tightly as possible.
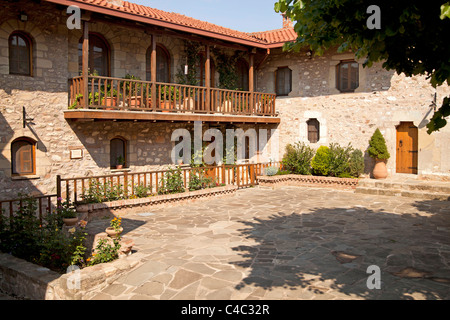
[373,159,388,179]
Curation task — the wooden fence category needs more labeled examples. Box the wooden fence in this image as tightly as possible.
[0,162,281,222]
[0,194,58,224]
[57,162,282,205]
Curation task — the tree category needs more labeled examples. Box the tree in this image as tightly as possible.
[275,0,450,133]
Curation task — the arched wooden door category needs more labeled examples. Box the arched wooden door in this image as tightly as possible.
[396,122,418,174]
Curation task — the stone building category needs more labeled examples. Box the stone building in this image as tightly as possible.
[0,0,449,200]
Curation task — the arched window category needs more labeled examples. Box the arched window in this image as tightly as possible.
[146,45,170,83]
[307,119,320,143]
[9,31,32,76]
[110,137,127,168]
[336,60,359,92]
[78,33,110,76]
[236,59,249,91]
[11,137,36,175]
[275,66,292,96]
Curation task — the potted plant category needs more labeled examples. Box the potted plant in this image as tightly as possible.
[106,217,123,238]
[368,128,390,179]
[116,155,125,169]
[57,199,78,226]
[159,85,179,112]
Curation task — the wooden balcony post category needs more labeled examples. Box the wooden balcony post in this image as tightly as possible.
[82,20,89,108]
[151,34,157,111]
[249,50,255,114]
[205,44,211,113]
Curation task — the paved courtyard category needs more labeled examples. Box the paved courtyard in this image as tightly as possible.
[88,186,450,300]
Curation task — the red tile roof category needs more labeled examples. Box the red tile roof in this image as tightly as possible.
[45,0,296,47]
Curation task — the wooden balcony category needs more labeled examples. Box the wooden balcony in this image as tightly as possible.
[65,76,280,124]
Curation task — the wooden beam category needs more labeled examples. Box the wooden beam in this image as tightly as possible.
[151,34,157,110]
[63,110,281,124]
[205,44,211,113]
[82,20,89,108]
[249,51,255,114]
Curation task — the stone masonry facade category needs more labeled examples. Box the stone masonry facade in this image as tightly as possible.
[257,47,450,178]
[1,0,449,200]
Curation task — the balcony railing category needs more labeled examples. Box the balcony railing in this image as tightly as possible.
[69,76,277,117]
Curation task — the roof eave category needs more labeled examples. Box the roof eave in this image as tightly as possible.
[44,0,269,49]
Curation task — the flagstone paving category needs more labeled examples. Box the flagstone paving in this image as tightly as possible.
[88,186,450,300]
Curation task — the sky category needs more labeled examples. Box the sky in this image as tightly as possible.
[139,0,283,33]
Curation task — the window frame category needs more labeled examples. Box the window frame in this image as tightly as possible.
[110,137,128,169]
[9,31,33,77]
[275,66,292,96]
[336,60,359,93]
[307,118,320,144]
[11,137,36,176]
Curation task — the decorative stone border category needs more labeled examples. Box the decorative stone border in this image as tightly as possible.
[0,251,142,300]
[257,174,359,190]
[76,185,238,218]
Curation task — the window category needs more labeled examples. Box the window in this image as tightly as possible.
[110,137,127,168]
[146,45,171,83]
[9,32,32,76]
[11,138,36,175]
[336,60,359,92]
[78,33,110,76]
[276,67,292,96]
[236,59,249,91]
[307,119,320,143]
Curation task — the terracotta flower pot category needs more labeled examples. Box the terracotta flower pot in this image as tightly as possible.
[63,217,78,226]
[106,227,123,238]
[373,159,388,179]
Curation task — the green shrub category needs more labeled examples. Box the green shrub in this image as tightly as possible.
[328,143,354,177]
[311,146,331,176]
[276,170,291,175]
[134,183,151,198]
[368,128,390,160]
[158,167,185,195]
[264,166,279,176]
[281,142,315,175]
[349,149,365,177]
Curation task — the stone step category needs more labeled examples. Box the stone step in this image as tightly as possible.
[357,179,450,194]
[355,187,449,201]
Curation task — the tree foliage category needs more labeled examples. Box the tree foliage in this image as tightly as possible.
[275,0,450,133]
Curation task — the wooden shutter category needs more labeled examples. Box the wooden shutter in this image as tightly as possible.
[307,119,320,143]
[12,139,35,175]
[337,61,359,92]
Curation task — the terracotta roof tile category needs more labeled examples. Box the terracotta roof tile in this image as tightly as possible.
[54,0,297,46]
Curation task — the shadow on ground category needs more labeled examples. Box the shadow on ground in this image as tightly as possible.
[230,199,450,299]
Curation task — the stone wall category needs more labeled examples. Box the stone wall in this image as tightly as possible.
[257,48,450,179]
[0,1,256,200]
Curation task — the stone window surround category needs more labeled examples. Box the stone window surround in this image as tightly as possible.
[328,53,367,94]
[298,111,328,146]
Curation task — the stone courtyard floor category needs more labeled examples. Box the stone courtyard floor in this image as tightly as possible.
[88,186,450,300]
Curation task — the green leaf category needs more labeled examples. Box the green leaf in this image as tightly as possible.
[441,3,450,19]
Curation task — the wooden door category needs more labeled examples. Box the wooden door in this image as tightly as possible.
[396,122,418,174]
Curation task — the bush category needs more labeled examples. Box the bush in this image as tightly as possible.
[349,149,365,177]
[158,167,185,195]
[0,194,88,273]
[264,166,279,176]
[281,142,315,175]
[368,128,390,160]
[311,146,331,176]
[328,143,354,177]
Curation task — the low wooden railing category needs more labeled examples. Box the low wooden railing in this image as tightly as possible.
[69,76,277,117]
[57,162,282,204]
[0,194,58,224]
